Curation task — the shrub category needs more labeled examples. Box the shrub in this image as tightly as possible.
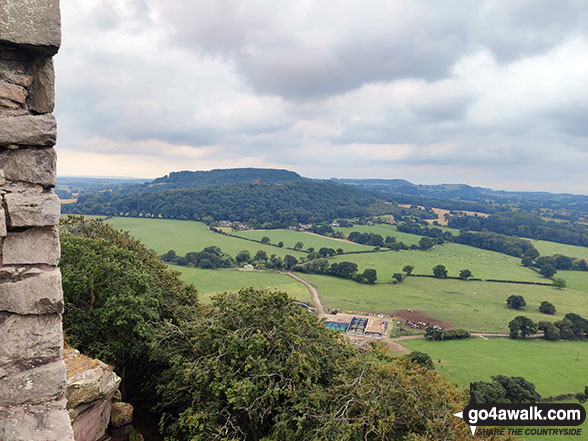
[506,295,526,309]
[539,301,556,314]
[538,321,560,341]
[406,351,434,369]
[425,327,471,341]
[508,316,537,339]
[432,264,448,278]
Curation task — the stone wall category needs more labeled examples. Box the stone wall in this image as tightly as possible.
[0,1,74,440]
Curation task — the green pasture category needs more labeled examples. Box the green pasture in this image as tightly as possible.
[403,337,588,398]
[104,217,306,259]
[556,271,588,293]
[532,239,588,260]
[329,243,545,283]
[171,266,311,304]
[334,224,425,246]
[300,274,588,332]
[228,228,373,253]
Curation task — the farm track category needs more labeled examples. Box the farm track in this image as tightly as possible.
[286,272,326,318]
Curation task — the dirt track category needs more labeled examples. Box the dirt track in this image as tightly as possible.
[286,272,325,318]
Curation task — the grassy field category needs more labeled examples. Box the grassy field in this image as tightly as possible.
[104,217,307,259]
[557,271,588,293]
[532,239,588,260]
[300,274,588,332]
[172,266,311,304]
[334,224,426,246]
[403,337,588,398]
[227,228,373,253]
[328,243,545,283]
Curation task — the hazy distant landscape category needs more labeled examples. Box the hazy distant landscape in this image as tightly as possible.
[59,167,588,416]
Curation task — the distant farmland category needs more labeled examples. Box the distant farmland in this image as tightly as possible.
[171,266,311,304]
[301,274,588,332]
[328,243,545,283]
[403,337,588,398]
[227,228,373,253]
[104,217,307,259]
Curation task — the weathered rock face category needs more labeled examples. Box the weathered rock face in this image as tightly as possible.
[0,1,73,440]
[64,347,140,441]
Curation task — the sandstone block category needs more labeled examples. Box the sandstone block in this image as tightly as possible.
[0,207,6,237]
[0,147,56,186]
[0,114,56,147]
[0,269,63,314]
[66,362,121,410]
[0,0,61,55]
[0,59,33,88]
[0,80,27,104]
[0,312,63,370]
[0,360,67,406]
[30,57,55,113]
[0,399,74,441]
[70,395,113,441]
[5,191,60,226]
[3,227,60,265]
[111,402,134,428]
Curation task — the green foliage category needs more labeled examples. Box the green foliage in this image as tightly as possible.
[65,180,377,226]
[474,375,541,403]
[236,250,251,263]
[59,215,198,398]
[448,210,588,248]
[538,321,560,341]
[162,246,236,269]
[419,236,434,250]
[425,328,471,341]
[402,265,414,275]
[506,295,526,309]
[358,268,378,284]
[454,231,537,258]
[432,264,448,278]
[459,269,473,279]
[348,231,385,247]
[406,351,434,369]
[540,263,557,278]
[508,316,538,339]
[261,236,271,244]
[554,313,588,340]
[152,289,477,441]
[553,278,567,289]
[539,301,556,314]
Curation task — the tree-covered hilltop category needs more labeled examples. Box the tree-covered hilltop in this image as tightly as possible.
[63,180,379,226]
[152,167,304,189]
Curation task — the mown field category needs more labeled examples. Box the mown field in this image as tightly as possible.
[104,217,307,259]
[328,243,545,283]
[403,337,588,398]
[226,228,373,253]
[171,266,311,304]
[556,271,588,293]
[300,274,588,332]
[532,239,588,260]
[333,224,426,246]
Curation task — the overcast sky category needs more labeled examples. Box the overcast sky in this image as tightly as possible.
[55,0,588,193]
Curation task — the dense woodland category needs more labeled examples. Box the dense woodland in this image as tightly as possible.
[64,181,378,227]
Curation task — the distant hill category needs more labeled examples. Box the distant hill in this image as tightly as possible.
[63,179,380,227]
[151,168,304,189]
